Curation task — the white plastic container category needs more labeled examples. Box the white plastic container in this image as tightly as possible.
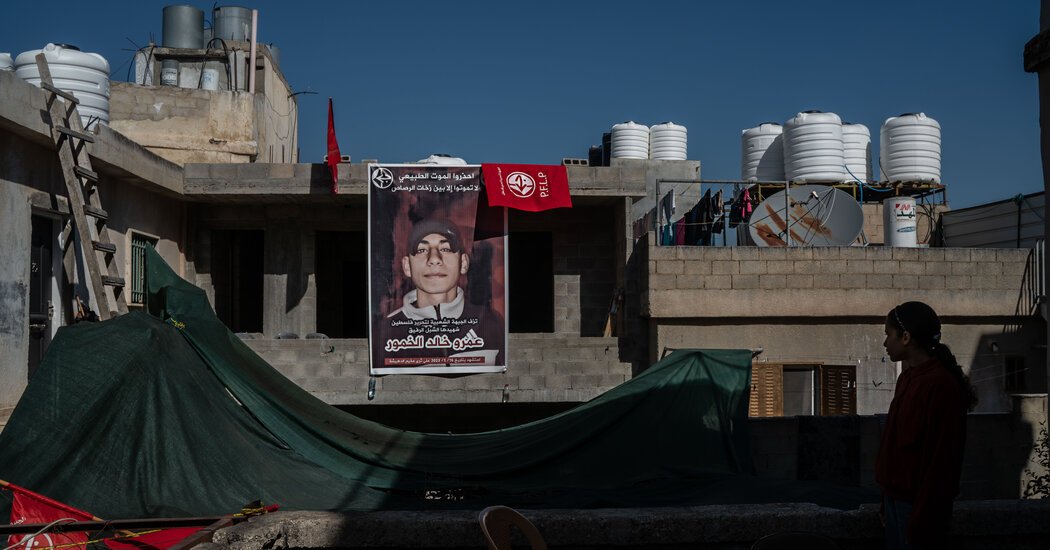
[842,123,872,183]
[649,122,688,160]
[0,53,13,71]
[783,110,845,183]
[610,121,650,160]
[15,44,110,127]
[883,196,918,247]
[880,113,941,183]
[741,123,784,181]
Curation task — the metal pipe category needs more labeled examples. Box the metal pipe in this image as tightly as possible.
[248,9,258,94]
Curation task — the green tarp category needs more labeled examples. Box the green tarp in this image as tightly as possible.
[0,248,871,517]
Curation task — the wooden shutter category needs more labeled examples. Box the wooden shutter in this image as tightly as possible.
[819,365,856,415]
[749,364,784,417]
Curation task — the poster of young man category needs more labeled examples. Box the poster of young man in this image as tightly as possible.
[368,164,508,375]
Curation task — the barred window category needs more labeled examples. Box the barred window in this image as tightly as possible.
[130,232,158,305]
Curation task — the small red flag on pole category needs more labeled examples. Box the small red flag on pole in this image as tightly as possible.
[326,98,341,194]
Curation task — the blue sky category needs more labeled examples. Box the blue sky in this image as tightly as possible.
[3,1,1042,208]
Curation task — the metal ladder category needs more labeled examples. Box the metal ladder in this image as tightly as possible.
[36,54,127,320]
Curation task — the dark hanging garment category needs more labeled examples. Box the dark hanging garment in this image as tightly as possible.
[697,189,714,246]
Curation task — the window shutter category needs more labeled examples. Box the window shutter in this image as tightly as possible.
[819,365,856,415]
[749,364,784,417]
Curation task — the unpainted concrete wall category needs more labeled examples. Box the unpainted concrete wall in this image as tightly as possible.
[246,335,631,406]
[643,241,1046,413]
[750,394,1048,500]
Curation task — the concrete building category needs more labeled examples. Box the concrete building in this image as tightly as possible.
[2,24,1047,500]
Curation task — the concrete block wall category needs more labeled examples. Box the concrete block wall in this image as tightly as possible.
[643,243,1045,414]
[246,335,632,406]
[645,244,1030,318]
[748,394,1048,500]
[110,83,258,165]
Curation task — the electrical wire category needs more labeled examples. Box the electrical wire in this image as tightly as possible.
[2,518,78,550]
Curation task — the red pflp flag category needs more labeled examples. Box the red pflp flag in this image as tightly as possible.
[6,482,93,549]
[481,163,572,212]
[326,98,341,194]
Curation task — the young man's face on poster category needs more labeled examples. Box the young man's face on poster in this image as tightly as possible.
[402,231,469,308]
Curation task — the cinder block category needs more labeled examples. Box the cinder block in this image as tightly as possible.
[676,275,702,289]
[891,247,920,261]
[703,275,733,289]
[977,262,1003,276]
[649,273,677,290]
[810,248,842,260]
[970,249,999,263]
[764,260,794,274]
[942,248,971,262]
[845,260,874,274]
[739,260,768,274]
[873,260,900,274]
[676,247,708,260]
[515,375,547,389]
[695,247,733,261]
[733,274,761,289]
[759,275,788,289]
[945,275,971,289]
[951,262,978,275]
[711,261,740,275]
[731,247,768,261]
[818,260,847,273]
[866,274,894,289]
[814,273,840,287]
[997,249,1031,262]
[840,274,867,289]
[683,260,712,275]
[785,274,814,288]
[793,260,819,274]
[784,248,813,260]
[898,261,925,275]
[657,260,684,274]
[917,275,946,290]
[893,274,918,288]
[965,275,999,291]
[919,248,945,261]
[923,261,952,275]
[860,247,894,261]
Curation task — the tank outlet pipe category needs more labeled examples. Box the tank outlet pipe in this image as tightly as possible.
[248,9,258,94]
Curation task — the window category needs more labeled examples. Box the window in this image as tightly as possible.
[749,363,856,417]
[315,231,368,338]
[508,232,554,333]
[129,232,158,306]
[1004,356,1026,393]
[211,230,264,333]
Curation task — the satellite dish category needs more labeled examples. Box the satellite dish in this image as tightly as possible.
[748,184,864,246]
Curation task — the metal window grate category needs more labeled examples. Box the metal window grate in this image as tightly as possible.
[130,234,157,304]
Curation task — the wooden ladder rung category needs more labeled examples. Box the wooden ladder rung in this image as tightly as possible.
[84,205,108,222]
[102,276,125,288]
[92,241,116,254]
[56,126,95,144]
[41,82,79,104]
[73,165,98,182]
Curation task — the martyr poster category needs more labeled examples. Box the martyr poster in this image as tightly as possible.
[368,164,507,375]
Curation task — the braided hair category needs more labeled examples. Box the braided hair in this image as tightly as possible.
[888,301,978,411]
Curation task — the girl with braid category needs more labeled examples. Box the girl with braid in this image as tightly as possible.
[877,301,978,549]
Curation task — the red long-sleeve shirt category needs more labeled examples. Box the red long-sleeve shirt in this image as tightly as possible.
[876,357,968,545]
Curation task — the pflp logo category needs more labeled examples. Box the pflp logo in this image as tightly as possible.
[506,171,535,198]
[370,166,394,189]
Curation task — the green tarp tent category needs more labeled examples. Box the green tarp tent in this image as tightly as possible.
[0,248,870,517]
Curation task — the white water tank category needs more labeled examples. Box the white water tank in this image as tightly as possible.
[883,196,918,247]
[15,44,110,127]
[649,122,688,160]
[783,110,845,183]
[0,53,12,71]
[880,113,941,183]
[842,123,872,183]
[417,154,467,165]
[610,121,650,160]
[741,123,784,182]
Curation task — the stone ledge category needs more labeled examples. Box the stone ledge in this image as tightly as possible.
[210,500,1050,549]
